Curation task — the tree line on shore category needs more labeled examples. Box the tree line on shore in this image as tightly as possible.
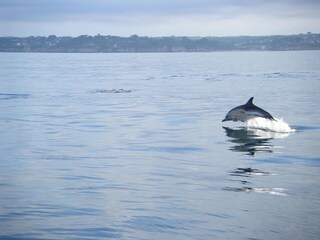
[0,33,319,52]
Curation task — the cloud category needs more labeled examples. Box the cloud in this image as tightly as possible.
[1,0,319,21]
[0,0,319,36]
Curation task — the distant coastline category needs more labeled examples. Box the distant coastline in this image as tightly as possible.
[0,33,319,53]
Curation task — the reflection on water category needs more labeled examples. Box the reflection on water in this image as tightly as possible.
[223,127,290,156]
[230,167,273,177]
[225,167,286,196]
[223,127,290,196]
[223,186,287,196]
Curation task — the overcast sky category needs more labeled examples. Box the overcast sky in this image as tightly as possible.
[0,0,319,37]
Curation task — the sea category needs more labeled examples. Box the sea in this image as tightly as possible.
[0,51,319,240]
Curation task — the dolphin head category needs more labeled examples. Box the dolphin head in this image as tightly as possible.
[222,108,246,122]
[222,112,232,122]
[222,116,230,122]
[222,97,255,122]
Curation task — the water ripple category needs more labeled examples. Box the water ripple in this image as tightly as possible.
[123,215,202,233]
[0,93,30,100]
[40,227,123,239]
[91,89,132,94]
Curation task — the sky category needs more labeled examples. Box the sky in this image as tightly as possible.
[0,0,319,37]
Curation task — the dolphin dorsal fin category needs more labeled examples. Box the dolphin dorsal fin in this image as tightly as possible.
[245,97,254,105]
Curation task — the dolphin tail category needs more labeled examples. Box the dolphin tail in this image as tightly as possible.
[265,112,276,121]
[269,115,277,121]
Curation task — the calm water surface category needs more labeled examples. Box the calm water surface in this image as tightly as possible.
[0,51,319,240]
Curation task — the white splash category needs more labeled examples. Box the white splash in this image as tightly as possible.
[245,117,295,134]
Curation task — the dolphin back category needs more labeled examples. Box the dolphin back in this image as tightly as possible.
[245,97,275,120]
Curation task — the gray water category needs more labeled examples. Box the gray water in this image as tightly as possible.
[0,51,319,240]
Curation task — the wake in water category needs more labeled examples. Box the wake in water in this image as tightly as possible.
[245,117,295,133]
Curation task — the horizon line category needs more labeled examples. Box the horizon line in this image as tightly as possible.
[0,32,318,38]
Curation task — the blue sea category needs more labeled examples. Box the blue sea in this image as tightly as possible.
[0,51,319,240]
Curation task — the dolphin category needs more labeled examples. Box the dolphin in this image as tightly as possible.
[222,97,275,122]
